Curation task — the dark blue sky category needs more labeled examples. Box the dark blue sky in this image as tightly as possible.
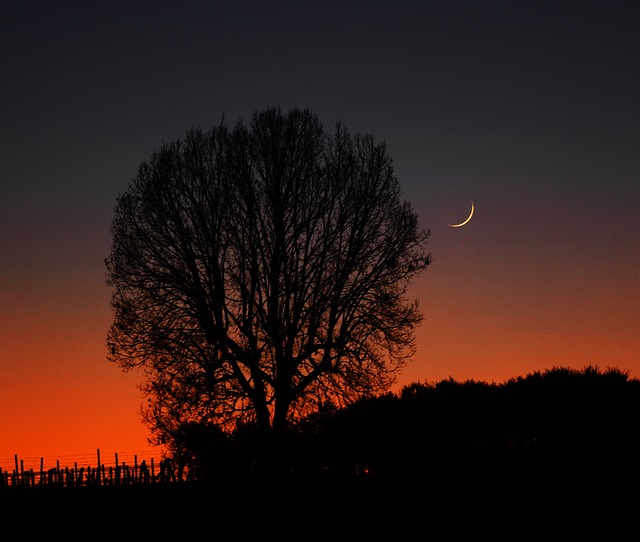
[2,0,639,462]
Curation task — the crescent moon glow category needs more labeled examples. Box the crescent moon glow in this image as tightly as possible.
[448,200,475,228]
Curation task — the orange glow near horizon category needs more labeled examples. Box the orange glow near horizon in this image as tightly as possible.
[0,286,165,469]
[3,0,640,478]
[2,202,639,468]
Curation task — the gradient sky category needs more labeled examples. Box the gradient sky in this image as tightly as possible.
[2,0,639,469]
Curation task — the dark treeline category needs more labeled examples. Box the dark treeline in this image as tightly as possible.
[5,365,639,522]
[174,365,640,481]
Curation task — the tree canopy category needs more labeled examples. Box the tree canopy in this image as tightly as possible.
[105,106,430,446]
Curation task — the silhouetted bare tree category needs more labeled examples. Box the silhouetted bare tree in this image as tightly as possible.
[105,106,430,449]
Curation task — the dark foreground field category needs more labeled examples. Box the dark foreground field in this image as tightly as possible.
[3,449,638,537]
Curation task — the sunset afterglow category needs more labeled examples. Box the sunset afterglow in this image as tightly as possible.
[2,1,638,469]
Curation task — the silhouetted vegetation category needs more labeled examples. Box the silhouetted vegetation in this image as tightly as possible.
[169,365,640,481]
[106,106,431,453]
[5,364,640,524]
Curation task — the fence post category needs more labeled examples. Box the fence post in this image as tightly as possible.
[96,449,101,485]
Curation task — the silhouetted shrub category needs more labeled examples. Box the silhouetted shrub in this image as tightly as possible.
[179,365,640,479]
[291,365,640,477]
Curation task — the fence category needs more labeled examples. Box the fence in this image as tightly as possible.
[0,449,196,490]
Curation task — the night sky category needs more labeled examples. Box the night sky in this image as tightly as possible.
[2,0,639,467]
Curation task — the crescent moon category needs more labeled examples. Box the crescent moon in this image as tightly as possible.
[448,200,475,228]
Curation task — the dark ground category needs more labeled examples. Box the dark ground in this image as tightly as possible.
[3,451,638,537]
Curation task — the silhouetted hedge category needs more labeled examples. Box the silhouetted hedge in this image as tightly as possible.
[306,365,640,477]
[175,365,640,480]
